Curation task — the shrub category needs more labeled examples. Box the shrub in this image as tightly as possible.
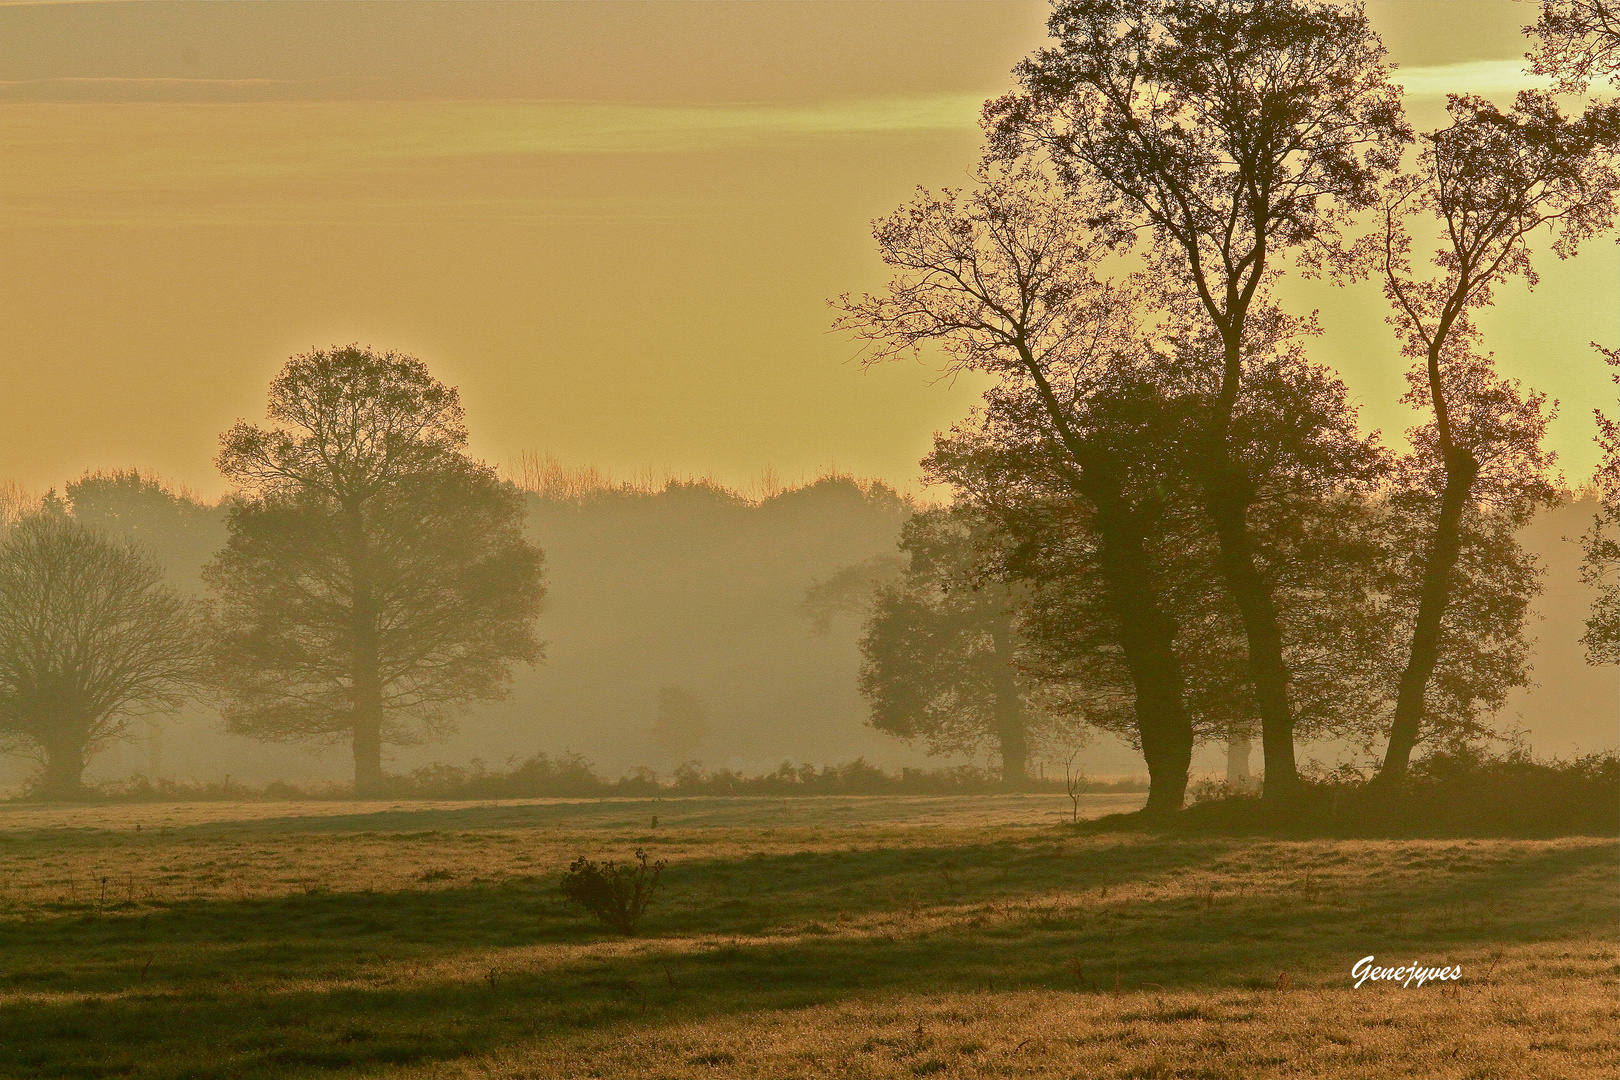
[560,848,665,934]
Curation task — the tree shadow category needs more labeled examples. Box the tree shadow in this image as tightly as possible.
[0,836,1609,1079]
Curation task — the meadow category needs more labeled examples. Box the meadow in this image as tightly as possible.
[0,793,1612,1079]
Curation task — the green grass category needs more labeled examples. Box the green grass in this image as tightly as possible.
[0,793,1612,1078]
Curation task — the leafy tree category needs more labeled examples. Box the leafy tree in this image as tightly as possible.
[0,511,206,798]
[836,168,1199,813]
[856,506,1066,786]
[1528,0,1620,93]
[66,469,224,594]
[209,346,545,795]
[939,312,1394,780]
[987,0,1408,800]
[1579,348,1619,664]
[1373,92,1620,780]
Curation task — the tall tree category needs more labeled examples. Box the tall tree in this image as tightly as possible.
[855,506,1063,786]
[988,0,1408,800]
[209,346,545,795]
[1374,92,1620,780]
[0,511,206,798]
[934,305,1394,782]
[836,169,1198,813]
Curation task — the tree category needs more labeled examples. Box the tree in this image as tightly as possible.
[1579,348,1619,664]
[987,0,1408,800]
[1373,92,1620,780]
[0,511,206,798]
[209,346,545,795]
[66,469,224,594]
[855,506,1066,786]
[935,309,1395,784]
[1528,0,1620,93]
[835,168,1199,813]
[650,685,708,762]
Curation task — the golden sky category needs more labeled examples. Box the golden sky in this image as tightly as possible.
[0,1,1612,499]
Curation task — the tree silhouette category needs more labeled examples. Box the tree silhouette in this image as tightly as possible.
[1528,0,1620,93]
[836,168,1198,813]
[0,511,206,798]
[1579,348,1619,664]
[1374,92,1620,780]
[987,0,1408,801]
[856,506,1066,787]
[209,346,545,795]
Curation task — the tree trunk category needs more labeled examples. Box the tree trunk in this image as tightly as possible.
[1380,450,1480,783]
[346,503,387,799]
[990,616,1029,790]
[1225,728,1252,791]
[1013,348,1192,815]
[1087,472,1193,816]
[352,705,384,797]
[1204,471,1300,801]
[39,734,88,801]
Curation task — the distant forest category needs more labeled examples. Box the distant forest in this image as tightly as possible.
[0,458,1607,794]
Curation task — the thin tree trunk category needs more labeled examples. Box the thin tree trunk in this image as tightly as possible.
[1380,450,1480,782]
[1225,728,1252,790]
[990,620,1028,790]
[1204,473,1300,800]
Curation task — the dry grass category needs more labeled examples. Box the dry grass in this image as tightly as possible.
[0,793,1611,1078]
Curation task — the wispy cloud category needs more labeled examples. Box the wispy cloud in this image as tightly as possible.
[1390,60,1556,98]
[0,95,988,224]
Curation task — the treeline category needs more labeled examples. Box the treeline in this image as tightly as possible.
[818,0,1620,817]
[80,753,1150,802]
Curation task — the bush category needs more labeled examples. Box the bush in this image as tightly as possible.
[1170,747,1620,838]
[560,848,665,934]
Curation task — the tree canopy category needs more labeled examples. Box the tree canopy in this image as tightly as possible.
[209,346,545,795]
[0,511,207,797]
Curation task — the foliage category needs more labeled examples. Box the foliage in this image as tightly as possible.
[65,469,224,595]
[854,506,1070,784]
[987,0,1411,802]
[1372,91,1619,778]
[837,165,1198,814]
[1580,347,1619,664]
[0,511,207,797]
[559,848,665,934]
[209,345,545,794]
[1177,747,1619,838]
[1527,0,1620,93]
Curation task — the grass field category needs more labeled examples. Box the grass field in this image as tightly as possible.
[0,792,1613,1079]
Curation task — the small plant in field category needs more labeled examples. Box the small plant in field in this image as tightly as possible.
[560,848,664,934]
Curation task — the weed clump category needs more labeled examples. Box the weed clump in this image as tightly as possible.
[560,848,664,934]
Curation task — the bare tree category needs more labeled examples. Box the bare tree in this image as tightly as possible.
[1374,92,1620,780]
[209,346,545,795]
[0,511,206,798]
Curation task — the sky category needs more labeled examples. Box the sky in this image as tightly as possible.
[0,0,1613,500]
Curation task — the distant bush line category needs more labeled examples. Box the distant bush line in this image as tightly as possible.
[28,753,1148,803]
